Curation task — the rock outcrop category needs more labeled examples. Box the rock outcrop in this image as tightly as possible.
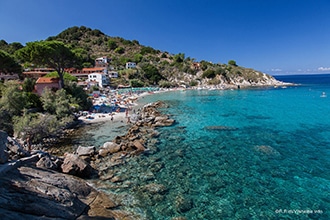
[61,153,95,178]
[0,164,127,219]
[0,101,175,219]
[0,131,135,219]
[96,101,175,160]
[0,131,9,164]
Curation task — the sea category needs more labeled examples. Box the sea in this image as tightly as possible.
[73,74,330,219]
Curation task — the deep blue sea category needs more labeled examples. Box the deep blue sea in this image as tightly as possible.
[89,74,330,219]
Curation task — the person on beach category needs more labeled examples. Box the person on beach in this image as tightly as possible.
[125,108,128,118]
[26,136,32,152]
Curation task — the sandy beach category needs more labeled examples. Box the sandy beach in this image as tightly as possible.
[78,112,127,124]
[77,91,154,125]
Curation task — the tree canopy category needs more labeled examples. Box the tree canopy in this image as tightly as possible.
[228,60,237,66]
[15,41,78,88]
[0,50,21,74]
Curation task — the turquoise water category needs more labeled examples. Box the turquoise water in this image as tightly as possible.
[94,74,330,219]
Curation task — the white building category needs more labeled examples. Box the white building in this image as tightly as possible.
[108,71,118,78]
[88,73,109,88]
[95,56,111,67]
[125,62,136,69]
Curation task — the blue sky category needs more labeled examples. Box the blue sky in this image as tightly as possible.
[1,0,330,75]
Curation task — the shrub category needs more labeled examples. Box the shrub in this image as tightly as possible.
[114,47,125,54]
[108,40,117,50]
[140,46,156,55]
[228,60,237,66]
[130,79,144,87]
[202,69,216,79]
[189,80,198,87]
[158,80,174,88]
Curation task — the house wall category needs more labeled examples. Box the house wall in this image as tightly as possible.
[126,62,136,69]
[35,83,60,96]
[88,73,109,88]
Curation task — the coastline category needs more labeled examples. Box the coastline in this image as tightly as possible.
[0,79,302,219]
[76,79,295,128]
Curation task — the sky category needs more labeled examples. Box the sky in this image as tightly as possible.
[1,0,330,75]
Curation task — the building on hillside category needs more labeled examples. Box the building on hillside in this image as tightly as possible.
[108,71,118,78]
[65,67,108,82]
[192,62,201,70]
[35,77,61,96]
[0,73,19,81]
[87,73,109,88]
[125,62,136,69]
[23,68,54,79]
[95,56,111,67]
[66,67,107,75]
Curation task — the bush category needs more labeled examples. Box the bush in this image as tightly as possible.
[108,40,117,50]
[158,80,174,88]
[134,53,143,63]
[140,46,156,55]
[45,71,77,82]
[114,47,125,54]
[202,69,216,79]
[189,80,198,87]
[13,113,74,144]
[228,60,237,66]
[141,64,163,84]
[174,53,185,63]
[161,53,167,58]
[130,79,144,87]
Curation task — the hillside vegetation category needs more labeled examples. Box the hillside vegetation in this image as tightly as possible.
[1,26,281,88]
[46,26,279,88]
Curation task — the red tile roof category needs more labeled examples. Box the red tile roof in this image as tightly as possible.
[36,77,60,84]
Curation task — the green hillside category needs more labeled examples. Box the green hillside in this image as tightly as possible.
[2,26,281,88]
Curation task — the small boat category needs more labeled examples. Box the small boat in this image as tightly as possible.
[320,92,327,98]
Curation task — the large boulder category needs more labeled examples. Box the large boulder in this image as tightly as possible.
[36,154,62,171]
[133,140,146,152]
[99,142,121,157]
[61,153,93,178]
[76,146,96,157]
[153,119,175,127]
[6,136,29,159]
[0,131,9,164]
[0,166,127,219]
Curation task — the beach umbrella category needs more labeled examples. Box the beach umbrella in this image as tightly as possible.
[93,105,100,110]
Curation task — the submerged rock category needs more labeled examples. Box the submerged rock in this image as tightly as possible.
[253,145,281,157]
[175,194,193,213]
[204,126,238,131]
[142,183,167,195]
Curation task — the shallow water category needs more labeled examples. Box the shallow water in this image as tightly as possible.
[87,74,330,219]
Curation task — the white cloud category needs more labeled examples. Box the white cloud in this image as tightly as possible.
[317,67,330,71]
[270,68,282,72]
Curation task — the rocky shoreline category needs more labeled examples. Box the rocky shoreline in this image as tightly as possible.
[0,101,175,219]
